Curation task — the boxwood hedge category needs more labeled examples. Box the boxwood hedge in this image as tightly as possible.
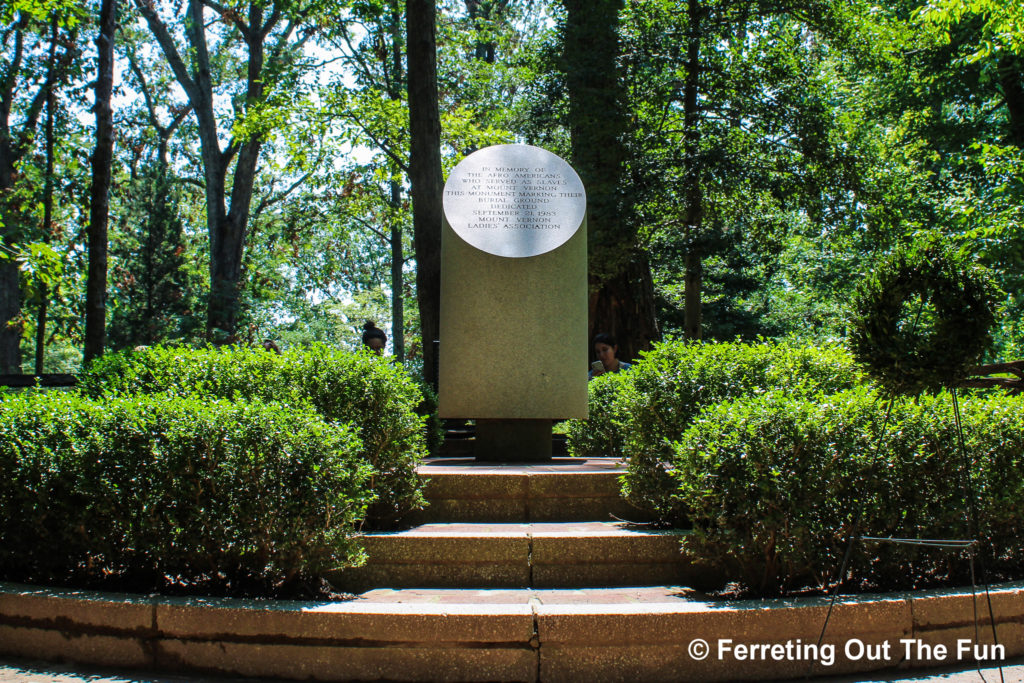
[0,391,371,596]
[566,370,631,461]
[568,340,861,521]
[78,344,427,524]
[672,387,1024,596]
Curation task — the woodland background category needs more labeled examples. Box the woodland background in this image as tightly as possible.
[2,0,1022,382]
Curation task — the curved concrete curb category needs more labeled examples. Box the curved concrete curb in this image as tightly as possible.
[1,580,1021,682]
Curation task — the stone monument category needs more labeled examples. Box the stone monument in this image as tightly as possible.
[439,144,588,461]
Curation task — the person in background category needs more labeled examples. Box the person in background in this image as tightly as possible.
[589,332,632,379]
[362,321,387,355]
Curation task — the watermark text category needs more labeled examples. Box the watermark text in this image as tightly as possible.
[686,638,1005,667]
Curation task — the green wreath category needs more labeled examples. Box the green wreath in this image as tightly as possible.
[848,236,1000,396]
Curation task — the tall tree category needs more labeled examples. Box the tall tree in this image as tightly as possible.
[34,16,58,374]
[271,0,509,364]
[679,0,702,340]
[108,163,201,349]
[386,1,406,362]
[614,0,888,342]
[562,0,659,359]
[104,23,199,349]
[134,0,333,341]
[406,0,443,386]
[910,0,1024,357]
[331,0,411,362]
[83,0,118,364]
[0,8,78,373]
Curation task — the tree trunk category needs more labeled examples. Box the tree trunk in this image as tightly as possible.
[681,0,703,341]
[0,139,21,372]
[36,32,57,374]
[0,18,28,374]
[684,247,703,340]
[84,0,118,365]
[1000,57,1024,148]
[587,254,659,361]
[0,261,19,373]
[390,181,405,362]
[407,0,444,388]
[206,210,245,341]
[0,14,75,373]
[137,0,271,343]
[208,136,260,339]
[563,0,659,360]
[389,3,405,363]
[206,5,264,340]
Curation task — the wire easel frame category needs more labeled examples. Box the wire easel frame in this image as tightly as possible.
[808,388,1005,683]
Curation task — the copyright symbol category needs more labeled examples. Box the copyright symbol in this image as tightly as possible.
[688,638,709,660]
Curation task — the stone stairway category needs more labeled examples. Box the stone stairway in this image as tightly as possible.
[332,457,696,593]
[3,456,1018,681]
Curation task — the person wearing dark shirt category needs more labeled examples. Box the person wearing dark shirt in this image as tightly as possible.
[589,332,632,379]
[362,321,387,355]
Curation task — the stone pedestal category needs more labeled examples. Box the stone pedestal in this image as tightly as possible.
[474,419,553,462]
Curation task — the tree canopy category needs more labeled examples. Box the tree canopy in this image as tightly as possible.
[1,0,1021,375]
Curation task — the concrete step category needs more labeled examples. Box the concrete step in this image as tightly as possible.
[332,521,695,591]
[6,580,1023,682]
[408,456,652,524]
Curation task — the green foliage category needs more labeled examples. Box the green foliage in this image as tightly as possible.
[438,0,560,152]
[671,388,1024,596]
[566,370,632,460]
[8,0,1022,374]
[2,242,63,293]
[620,0,898,342]
[78,344,428,525]
[599,340,861,520]
[108,164,203,349]
[0,391,371,595]
[629,340,861,520]
[848,235,1001,396]
[4,0,85,25]
[916,0,1024,61]
[872,0,1024,359]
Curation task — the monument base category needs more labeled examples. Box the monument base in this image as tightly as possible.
[475,419,552,462]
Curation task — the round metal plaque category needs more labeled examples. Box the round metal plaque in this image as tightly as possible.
[443,144,586,258]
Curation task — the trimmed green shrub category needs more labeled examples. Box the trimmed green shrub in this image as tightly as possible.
[672,388,1024,596]
[79,344,427,524]
[566,370,632,460]
[0,391,371,595]
[597,340,860,520]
